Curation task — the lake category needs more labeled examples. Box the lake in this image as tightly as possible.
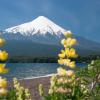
[2,63,87,80]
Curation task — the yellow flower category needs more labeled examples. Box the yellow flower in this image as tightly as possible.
[61,39,66,46]
[69,61,76,68]
[57,78,64,84]
[49,89,54,94]
[0,77,7,88]
[61,37,77,47]
[64,31,72,37]
[61,49,65,53]
[64,59,76,68]
[56,87,67,93]
[66,38,72,46]
[66,79,73,84]
[70,38,77,46]
[25,88,31,98]
[65,48,78,58]
[0,64,9,74]
[66,70,75,77]
[56,87,72,94]
[0,88,8,96]
[57,67,66,76]
[58,53,65,58]
[38,84,44,96]
[66,38,77,47]
[50,75,57,83]
[63,59,71,66]
[70,48,78,58]
[58,59,70,66]
[58,59,64,65]
[65,48,70,57]
[58,58,76,68]
[0,50,8,61]
[0,38,5,46]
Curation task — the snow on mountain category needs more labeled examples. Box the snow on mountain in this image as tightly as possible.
[5,16,65,36]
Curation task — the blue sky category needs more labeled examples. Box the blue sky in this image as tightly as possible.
[0,0,100,43]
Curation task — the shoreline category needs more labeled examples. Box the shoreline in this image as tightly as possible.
[20,75,51,100]
[21,73,55,80]
[9,74,52,100]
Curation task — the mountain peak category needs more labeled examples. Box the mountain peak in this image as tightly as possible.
[36,16,48,20]
[34,16,54,23]
[33,16,54,24]
[5,16,66,36]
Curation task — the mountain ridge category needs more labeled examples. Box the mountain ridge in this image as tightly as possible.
[0,16,100,57]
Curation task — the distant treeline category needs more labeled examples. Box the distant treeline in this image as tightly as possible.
[1,55,99,63]
[75,55,100,63]
[8,56,58,63]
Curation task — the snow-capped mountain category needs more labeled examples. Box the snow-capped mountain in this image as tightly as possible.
[3,16,66,45]
[5,16,65,36]
[0,16,100,57]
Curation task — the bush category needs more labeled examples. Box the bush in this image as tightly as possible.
[38,31,100,100]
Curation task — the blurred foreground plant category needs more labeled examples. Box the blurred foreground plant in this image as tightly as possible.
[0,37,32,100]
[0,38,8,99]
[7,78,31,100]
[77,59,100,99]
[39,31,90,100]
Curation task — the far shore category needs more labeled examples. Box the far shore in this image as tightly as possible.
[5,55,100,63]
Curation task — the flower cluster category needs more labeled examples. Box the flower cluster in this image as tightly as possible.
[0,38,8,98]
[39,31,90,100]
[39,84,44,96]
[58,31,78,69]
[53,31,89,99]
[0,51,8,61]
[57,67,75,77]
[56,31,77,94]
[0,64,9,74]
[13,78,31,100]
[55,31,77,97]
[58,59,76,68]
[61,31,77,48]
[0,77,8,96]
[0,38,5,47]
[38,31,77,99]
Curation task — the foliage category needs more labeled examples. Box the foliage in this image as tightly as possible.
[77,59,100,99]
[0,31,100,100]
[38,31,100,100]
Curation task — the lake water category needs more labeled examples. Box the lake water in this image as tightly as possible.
[2,63,87,80]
